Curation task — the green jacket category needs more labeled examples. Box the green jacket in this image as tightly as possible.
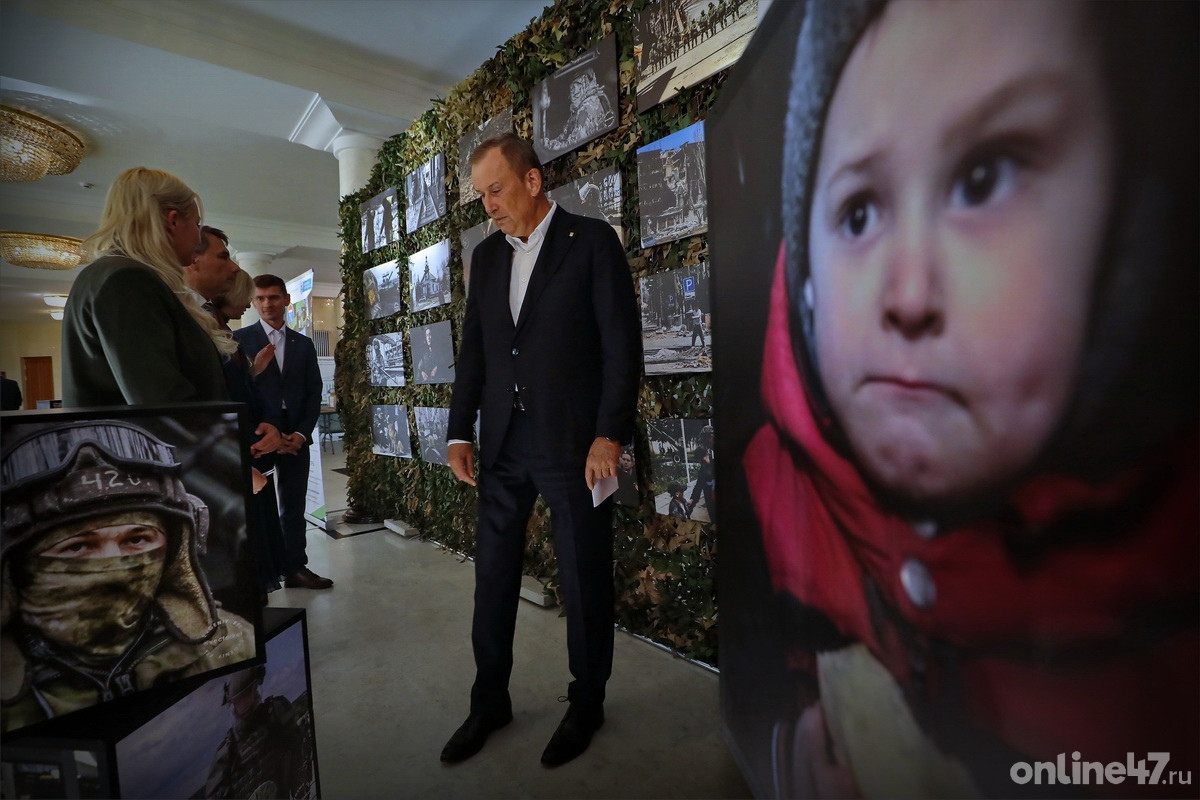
[62,255,229,407]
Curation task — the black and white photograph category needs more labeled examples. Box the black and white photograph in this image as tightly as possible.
[646,418,715,523]
[116,612,318,800]
[458,107,513,206]
[366,332,406,387]
[634,0,759,112]
[638,121,707,248]
[531,34,619,164]
[409,320,455,385]
[363,260,403,320]
[0,405,263,734]
[370,404,412,459]
[639,262,712,374]
[614,442,641,509]
[359,187,400,253]
[459,220,493,299]
[547,165,624,245]
[408,239,452,312]
[414,406,451,466]
[405,153,447,234]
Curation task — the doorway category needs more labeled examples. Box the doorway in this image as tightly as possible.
[20,356,54,409]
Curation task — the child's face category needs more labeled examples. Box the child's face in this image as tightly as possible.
[807,0,1113,506]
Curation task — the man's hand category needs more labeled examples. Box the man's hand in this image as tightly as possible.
[252,343,275,376]
[585,437,621,490]
[448,441,476,486]
[277,432,305,455]
[250,422,282,457]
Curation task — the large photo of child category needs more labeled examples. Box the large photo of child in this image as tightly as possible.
[710,1,1198,796]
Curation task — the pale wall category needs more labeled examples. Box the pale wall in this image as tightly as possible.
[0,319,63,401]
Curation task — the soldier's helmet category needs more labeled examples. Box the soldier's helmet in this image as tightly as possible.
[1,420,221,642]
[223,664,267,705]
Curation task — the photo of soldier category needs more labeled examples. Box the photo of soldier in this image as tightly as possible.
[647,418,715,522]
[359,188,400,253]
[414,407,451,466]
[370,405,412,459]
[639,262,712,374]
[0,413,259,733]
[633,0,760,112]
[531,34,619,163]
[362,260,403,321]
[547,165,624,245]
[410,321,456,386]
[458,108,513,206]
[637,122,707,248]
[613,443,640,509]
[204,664,314,799]
[113,610,317,799]
[405,154,447,234]
[366,333,406,388]
[408,239,452,313]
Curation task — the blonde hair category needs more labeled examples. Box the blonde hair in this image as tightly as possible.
[213,268,255,312]
[83,167,236,355]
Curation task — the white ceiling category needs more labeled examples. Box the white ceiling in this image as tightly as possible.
[0,0,552,322]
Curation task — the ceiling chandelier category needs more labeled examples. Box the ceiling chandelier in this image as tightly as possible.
[0,105,85,182]
[0,231,83,270]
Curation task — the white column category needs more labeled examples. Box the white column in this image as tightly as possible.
[332,131,384,197]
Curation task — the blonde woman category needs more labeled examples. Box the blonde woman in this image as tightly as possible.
[62,167,236,406]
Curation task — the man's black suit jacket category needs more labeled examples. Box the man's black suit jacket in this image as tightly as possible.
[448,207,640,469]
[233,323,323,445]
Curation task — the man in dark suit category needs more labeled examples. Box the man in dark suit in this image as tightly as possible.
[233,274,332,590]
[0,374,21,410]
[443,134,640,767]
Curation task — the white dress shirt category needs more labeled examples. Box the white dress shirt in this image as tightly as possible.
[507,202,557,324]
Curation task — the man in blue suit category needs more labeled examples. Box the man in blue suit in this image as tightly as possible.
[443,134,640,767]
[233,274,332,590]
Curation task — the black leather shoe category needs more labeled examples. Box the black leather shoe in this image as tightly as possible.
[284,567,333,589]
[440,708,513,763]
[540,704,604,767]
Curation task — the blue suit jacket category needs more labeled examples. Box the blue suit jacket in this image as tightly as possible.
[233,322,323,446]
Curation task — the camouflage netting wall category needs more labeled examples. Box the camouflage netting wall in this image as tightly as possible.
[337,0,724,665]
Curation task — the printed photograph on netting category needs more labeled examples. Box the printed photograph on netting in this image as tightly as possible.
[0,404,264,734]
[458,108,514,206]
[410,320,456,386]
[405,153,447,234]
[709,2,1200,797]
[366,332,406,388]
[115,612,318,800]
[613,442,641,509]
[408,239,452,313]
[547,165,624,245]
[532,33,619,164]
[360,187,400,253]
[363,260,403,320]
[639,261,712,374]
[370,405,412,459]
[459,220,494,300]
[414,407,451,466]
[637,121,707,248]
[646,418,715,523]
[634,0,760,112]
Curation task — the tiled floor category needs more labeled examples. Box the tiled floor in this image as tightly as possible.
[270,442,752,799]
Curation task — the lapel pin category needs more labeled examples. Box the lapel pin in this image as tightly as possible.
[569,231,575,238]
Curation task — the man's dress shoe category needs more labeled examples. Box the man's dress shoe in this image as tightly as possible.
[440,708,513,763]
[284,567,333,589]
[540,704,604,767]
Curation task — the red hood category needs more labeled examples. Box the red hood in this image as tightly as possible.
[744,244,1197,774]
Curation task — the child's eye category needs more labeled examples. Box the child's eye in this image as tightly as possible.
[837,195,878,239]
[951,152,1019,208]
